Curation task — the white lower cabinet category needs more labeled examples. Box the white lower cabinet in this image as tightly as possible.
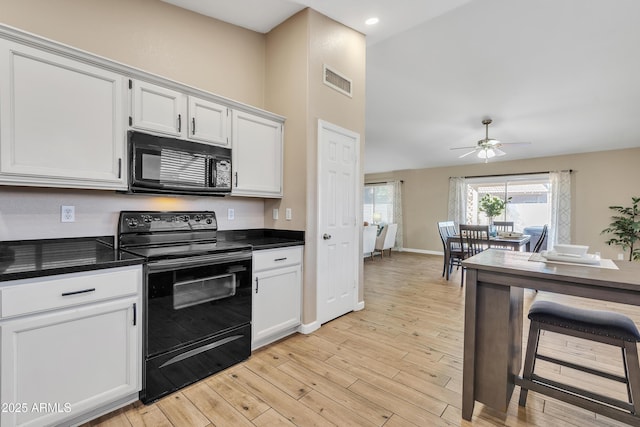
[0,266,142,427]
[252,246,302,350]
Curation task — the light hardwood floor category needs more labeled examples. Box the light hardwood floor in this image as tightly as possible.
[86,252,638,426]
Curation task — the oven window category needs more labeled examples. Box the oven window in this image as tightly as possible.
[173,273,236,310]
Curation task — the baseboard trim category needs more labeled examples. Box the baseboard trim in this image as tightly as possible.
[400,248,443,256]
[355,301,365,311]
[299,320,321,335]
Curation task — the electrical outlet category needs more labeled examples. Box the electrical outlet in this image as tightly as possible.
[618,253,625,260]
[61,205,75,223]
[227,208,235,220]
[285,208,292,220]
[273,208,279,220]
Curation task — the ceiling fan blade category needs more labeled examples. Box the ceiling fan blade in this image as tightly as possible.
[458,149,478,158]
[494,148,507,157]
[450,146,478,151]
[500,141,531,146]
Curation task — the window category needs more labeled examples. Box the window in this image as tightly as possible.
[363,183,395,225]
[466,173,551,231]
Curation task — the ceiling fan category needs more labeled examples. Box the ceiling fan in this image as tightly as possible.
[451,118,530,163]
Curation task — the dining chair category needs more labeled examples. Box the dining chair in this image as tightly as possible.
[363,225,378,260]
[533,224,549,253]
[438,221,463,278]
[458,224,490,286]
[374,223,398,258]
[493,221,514,232]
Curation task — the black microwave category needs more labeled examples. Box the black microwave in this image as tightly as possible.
[128,131,232,196]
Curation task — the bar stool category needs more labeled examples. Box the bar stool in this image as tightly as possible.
[519,300,640,424]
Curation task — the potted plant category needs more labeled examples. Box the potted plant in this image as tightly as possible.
[479,194,510,236]
[601,196,640,261]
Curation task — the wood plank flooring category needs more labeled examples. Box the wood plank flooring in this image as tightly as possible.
[85,252,639,426]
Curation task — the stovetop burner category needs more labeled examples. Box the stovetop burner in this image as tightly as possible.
[117,211,250,260]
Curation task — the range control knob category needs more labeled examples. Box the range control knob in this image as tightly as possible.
[206,218,213,224]
[127,219,139,228]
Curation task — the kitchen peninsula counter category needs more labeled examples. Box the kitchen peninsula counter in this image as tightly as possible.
[461,249,640,423]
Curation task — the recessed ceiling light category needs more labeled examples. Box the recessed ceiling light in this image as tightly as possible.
[365,17,379,26]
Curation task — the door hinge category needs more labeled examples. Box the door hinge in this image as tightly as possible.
[128,79,132,89]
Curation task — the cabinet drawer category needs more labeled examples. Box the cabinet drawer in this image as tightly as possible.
[253,247,302,271]
[0,266,141,319]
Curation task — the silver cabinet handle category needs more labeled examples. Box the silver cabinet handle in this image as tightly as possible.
[255,277,259,293]
[323,233,332,240]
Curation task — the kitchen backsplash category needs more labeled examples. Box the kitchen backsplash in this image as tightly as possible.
[0,187,265,241]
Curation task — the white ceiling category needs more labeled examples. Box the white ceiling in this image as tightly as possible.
[162,0,640,174]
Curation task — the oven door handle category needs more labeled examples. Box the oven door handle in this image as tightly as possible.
[147,250,252,271]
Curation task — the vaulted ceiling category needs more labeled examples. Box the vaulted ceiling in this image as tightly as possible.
[162,0,640,173]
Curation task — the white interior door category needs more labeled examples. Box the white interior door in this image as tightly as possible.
[317,120,360,325]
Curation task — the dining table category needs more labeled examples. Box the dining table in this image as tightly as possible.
[444,233,531,280]
[461,249,640,425]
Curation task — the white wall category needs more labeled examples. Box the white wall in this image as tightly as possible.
[0,187,264,241]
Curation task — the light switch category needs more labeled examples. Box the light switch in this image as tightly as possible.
[227,208,235,220]
[285,208,292,220]
[273,209,279,220]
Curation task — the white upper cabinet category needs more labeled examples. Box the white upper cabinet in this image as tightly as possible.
[131,80,230,147]
[0,26,284,194]
[0,39,126,190]
[188,96,230,146]
[130,80,187,138]
[232,110,283,198]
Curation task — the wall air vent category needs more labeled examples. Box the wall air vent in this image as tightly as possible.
[323,64,352,97]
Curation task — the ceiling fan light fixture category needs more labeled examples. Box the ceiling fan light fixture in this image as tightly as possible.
[477,148,495,159]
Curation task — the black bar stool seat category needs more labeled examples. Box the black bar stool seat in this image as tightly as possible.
[519,300,640,424]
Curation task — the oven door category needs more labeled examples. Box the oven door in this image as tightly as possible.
[145,251,252,358]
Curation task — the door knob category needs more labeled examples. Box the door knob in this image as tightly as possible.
[323,233,332,240]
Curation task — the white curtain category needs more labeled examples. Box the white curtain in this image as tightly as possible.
[392,180,403,249]
[549,170,571,249]
[447,177,467,227]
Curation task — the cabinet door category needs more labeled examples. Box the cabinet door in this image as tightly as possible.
[252,265,301,348]
[0,40,126,190]
[131,80,187,137]
[188,97,230,146]
[0,297,140,427]
[232,110,283,198]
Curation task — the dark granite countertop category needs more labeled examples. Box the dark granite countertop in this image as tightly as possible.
[0,236,144,282]
[0,229,303,282]
[218,229,304,250]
